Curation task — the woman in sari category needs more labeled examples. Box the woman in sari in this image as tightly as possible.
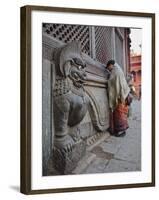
[106,60,132,137]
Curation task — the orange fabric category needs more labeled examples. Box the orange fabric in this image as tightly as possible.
[109,102,129,134]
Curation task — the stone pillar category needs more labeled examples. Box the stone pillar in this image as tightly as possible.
[42,59,52,175]
[89,26,96,59]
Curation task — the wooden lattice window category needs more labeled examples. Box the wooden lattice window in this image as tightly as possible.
[95,27,112,64]
[43,23,90,55]
[115,28,124,68]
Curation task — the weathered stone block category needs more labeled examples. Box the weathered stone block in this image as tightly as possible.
[52,139,86,174]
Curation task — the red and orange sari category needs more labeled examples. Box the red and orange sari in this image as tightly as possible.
[107,65,131,135]
[109,101,129,134]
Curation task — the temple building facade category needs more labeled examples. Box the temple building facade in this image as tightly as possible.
[43,24,131,74]
[42,23,131,175]
[130,54,141,97]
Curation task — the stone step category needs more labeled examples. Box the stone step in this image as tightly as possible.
[87,132,110,151]
[72,152,96,174]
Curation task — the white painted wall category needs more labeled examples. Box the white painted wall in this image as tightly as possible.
[0,0,158,199]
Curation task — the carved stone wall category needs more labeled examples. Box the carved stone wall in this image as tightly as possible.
[42,35,109,174]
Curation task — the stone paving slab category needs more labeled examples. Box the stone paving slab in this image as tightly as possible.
[73,100,141,175]
[115,134,141,165]
[99,137,124,155]
[103,158,140,173]
[82,157,109,174]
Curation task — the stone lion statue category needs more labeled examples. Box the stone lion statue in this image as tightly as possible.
[53,42,89,155]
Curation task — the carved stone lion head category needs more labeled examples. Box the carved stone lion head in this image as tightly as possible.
[54,42,87,88]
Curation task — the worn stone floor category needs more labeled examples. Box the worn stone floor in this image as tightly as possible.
[73,99,141,174]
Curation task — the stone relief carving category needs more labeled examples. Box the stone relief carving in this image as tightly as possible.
[51,41,108,174]
[52,42,89,174]
[86,88,108,132]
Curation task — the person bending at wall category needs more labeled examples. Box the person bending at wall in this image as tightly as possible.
[106,60,132,137]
